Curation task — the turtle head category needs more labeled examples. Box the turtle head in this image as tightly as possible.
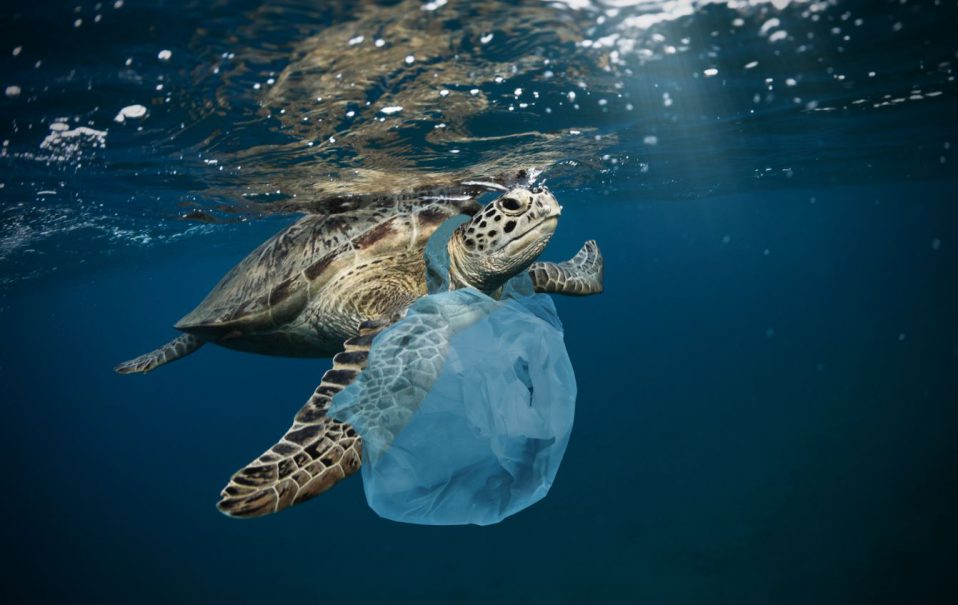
[447,187,560,292]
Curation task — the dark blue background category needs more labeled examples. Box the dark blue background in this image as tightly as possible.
[4,180,957,603]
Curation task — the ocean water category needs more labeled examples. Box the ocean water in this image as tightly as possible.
[2,0,957,603]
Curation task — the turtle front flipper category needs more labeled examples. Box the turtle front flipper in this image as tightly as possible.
[217,319,390,518]
[528,240,604,296]
[114,333,204,374]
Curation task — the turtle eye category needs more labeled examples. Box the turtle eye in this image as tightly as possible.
[500,197,522,212]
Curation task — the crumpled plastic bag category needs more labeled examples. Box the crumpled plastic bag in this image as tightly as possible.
[328,214,576,525]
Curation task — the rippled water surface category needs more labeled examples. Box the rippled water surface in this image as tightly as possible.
[4,0,954,283]
[2,0,957,603]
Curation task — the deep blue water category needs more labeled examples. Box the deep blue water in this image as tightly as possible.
[2,0,958,603]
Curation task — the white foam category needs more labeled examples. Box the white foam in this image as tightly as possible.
[114,104,147,123]
[39,123,108,162]
[157,49,172,61]
[380,106,403,114]
[760,18,781,36]
[549,0,803,60]
[5,85,21,97]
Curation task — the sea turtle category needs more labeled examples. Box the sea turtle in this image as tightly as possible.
[117,185,603,517]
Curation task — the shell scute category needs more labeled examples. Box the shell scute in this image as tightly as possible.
[174,199,467,333]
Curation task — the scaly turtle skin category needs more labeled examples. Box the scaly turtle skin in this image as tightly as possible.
[116,186,603,517]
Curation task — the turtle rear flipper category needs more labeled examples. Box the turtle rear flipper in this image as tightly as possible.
[216,319,391,518]
[114,333,204,374]
[529,239,604,296]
